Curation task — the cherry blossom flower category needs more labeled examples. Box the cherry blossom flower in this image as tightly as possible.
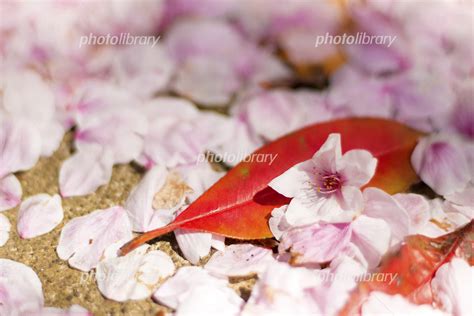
[153,266,243,316]
[0,259,44,315]
[0,174,22,212]
[17,194,63,239]
[431,258,473,316]
[204,244,275,277]
[96,244,175,302]
[0,213,11,246]
[411,134,470,196]
[269,133,377,225]
[57,206,133,271]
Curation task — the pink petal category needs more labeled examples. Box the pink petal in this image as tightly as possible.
[269,205,292,240]
[0,174,22,212]
[340,149,378,188]
[351,215,391,268]
[431,258,473,316]
[361,292,446,316]
[174,229,212,265]
[153,266,228,309]
[363,187,410,244]
[205,244,275,277]
[0,214,11,246]
[39,120,65,157]
[411,135,470,196]
[280,222,352,265]
[312,133,342,173]
[96,245,175,302]
[268,161,312,198]
[59,146,114,197]
[124,166,168,233]
[56,206,132,271]
[17,194,63,239]
[0,259,44,315]
[0,118,41,178]
[242,261,322,315]
[171,57,241,107]
[393,193,431,233]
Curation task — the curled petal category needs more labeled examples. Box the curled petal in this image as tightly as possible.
[411,135,470,196]
[0,174,22,212]
[174,229,212,265]
[0,119,41,178]
[269,205,292,240]
[205,244,275,277]
[59,146,114,197]
[0,259,44,315]
[57,206,132,271]
[17,194,63,239]
[125,165,168,232]
[96,245,175,302]
[431,258,473,316]
[0,214,11,246]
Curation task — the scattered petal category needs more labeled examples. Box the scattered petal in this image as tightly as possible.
[205,244,275,277]
[96,244,175,302]
[0,213,11,246]
[17,194,63,239]
[0,259,44,315]
[57,206,132,271]
[0,174,22,212]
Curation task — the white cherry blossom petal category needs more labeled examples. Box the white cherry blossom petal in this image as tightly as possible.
[0,259,44,315]
[17,194,63,239]
[57,206,133,271]
[268,161,312,198]
[0,174,22,212]
[0,214,11,246]
[393,193,431,233]
[411,135,470,196]
[431,258,473,316]
[153,266,228,309]
[340,150,378,187]
[205,244,275,277]
[59,146,114,197]
[351,215,391,268]
[96,244,175,302]
[174,229,212,265]
[36,305,91,316]
[363,187,410,244]
[0,118,41,178]
[125,165,168,232]
[280,222,352,265]
[361,292,446,316]
[268,205,292,240]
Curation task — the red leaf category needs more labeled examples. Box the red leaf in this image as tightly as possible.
[120,118,422,255]
[339,220,474,316]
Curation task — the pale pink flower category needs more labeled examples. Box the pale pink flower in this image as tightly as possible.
[56,206,132,271]
[269,133,377,225]
[431,258,473,316]
[0,259,44,315]
[17,194,63,239]
[0,174,22,212]
[0,213,10,247]
[96,244,175,302]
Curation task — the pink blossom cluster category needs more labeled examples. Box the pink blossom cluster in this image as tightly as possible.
[0,0,473,315]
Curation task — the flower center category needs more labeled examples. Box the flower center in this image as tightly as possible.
[317,174,342,194]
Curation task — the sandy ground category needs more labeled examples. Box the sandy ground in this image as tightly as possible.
[0,133,255,315]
